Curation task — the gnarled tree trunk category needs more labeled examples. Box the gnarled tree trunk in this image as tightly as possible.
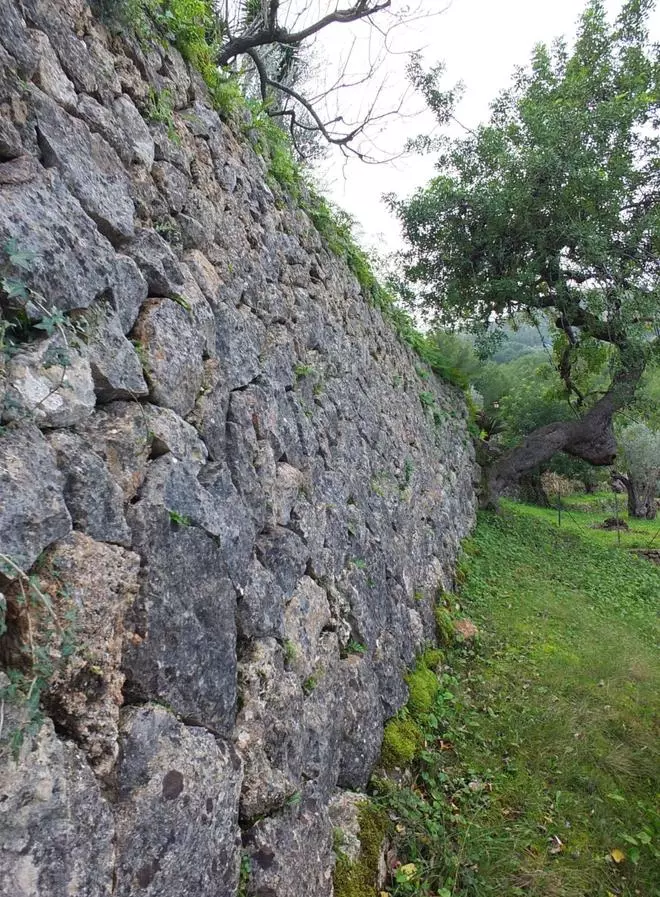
[481,364,644,510]
[612,473,657,520]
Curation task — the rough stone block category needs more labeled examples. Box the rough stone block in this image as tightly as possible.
[0,423,71,571]
[114,705,242,897]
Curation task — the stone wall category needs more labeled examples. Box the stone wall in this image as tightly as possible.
[0,2,477,894]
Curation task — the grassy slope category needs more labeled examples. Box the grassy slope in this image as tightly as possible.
[509,491,660,550]
[377,504,659,897]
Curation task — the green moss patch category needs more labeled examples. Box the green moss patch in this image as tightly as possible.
[333,802,389,897]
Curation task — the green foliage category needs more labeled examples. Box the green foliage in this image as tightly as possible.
[237,853,251,897]
[145,87,179,140]
[394,0,660,420]
[0,553,78,757]
[434,606,456,647]
[618,421,660,482]
[294,362,315,379]
[283,639,297,664]
[168,509,192,526]
[302,674,318,695]
[103,1,474,392]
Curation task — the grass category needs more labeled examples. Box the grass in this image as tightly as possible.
[372,504,659,897]
[508,491,660,550]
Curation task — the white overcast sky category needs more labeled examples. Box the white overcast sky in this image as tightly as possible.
[308,0,660,253]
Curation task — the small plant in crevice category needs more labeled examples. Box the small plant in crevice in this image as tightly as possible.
[0,553,78,758]
[282,639,297,665]
[419,391,435,409]
[170,292,191,312]
[294,362,315,380]
[237,852,252,897]
[144,86,179,141]
[302,674,318,695]
[168,509,192,526]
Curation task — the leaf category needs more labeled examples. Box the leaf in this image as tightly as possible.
[610,848,625,864]
[397,863,417,880]
[1,277,28,300]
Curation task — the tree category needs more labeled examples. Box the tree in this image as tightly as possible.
[390,0,660,507]
[613,422,660,518]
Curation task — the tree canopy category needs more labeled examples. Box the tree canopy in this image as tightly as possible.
[390,0,660,504]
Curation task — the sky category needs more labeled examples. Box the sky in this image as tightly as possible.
[308,0,660,253]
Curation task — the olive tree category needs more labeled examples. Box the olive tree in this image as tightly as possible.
[390,0,660,507]
[613,422,660,518]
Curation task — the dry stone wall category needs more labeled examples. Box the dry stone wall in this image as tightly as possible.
[0,2,477,894]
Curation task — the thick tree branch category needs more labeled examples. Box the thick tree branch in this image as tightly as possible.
[218,1,391,65]
[482,359,645,509]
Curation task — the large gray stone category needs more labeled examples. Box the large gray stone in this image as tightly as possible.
[235,639,304,821]
[243,793,334,897]
[76,400,151,501]
[123,458,238,734]
[0,719,115,897]
[112,94,155,169]
[114,705,242,897]
[0,170,121,314]
[131,297,205,417]
[34,91,134,242]
[85,303,149,402]
[0,423,71,571]
[47,430,132,546]
[124,228,184,295]
[30,29,77,110]
[145,404,208,471]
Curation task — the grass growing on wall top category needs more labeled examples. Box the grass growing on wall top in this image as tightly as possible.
[101,0,468,390]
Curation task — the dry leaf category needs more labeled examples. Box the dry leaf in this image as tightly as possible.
[610,848,625,864]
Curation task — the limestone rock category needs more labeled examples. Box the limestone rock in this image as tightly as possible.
[3,336,96,428]
[47,429,131,546]
[0,423,71,571]
[124,228,184,295]
[0,719,115,897]
[145,403,208,470]
[131,297,205,417]
[76,400,151,501]
[123,458,238,734]
[39,533,140,775]
[31,29,77,110]
[85,303,149,402]
[244,794,334,897]
[114,705,243,897]
[235,639,304,821]
[34,91,134,242]
[112,94,155,169]
[0,171,121,314]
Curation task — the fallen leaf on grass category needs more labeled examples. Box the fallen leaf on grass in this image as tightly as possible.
[610,848,625,864]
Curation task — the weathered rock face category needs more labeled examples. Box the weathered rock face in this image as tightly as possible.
[0,2,477,895]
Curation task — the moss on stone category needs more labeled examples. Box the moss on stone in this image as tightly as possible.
[405,661,439,716]
[380,716,423,769]
[434,605,456,646]
[422,647,444,669]
[333,802,389,897]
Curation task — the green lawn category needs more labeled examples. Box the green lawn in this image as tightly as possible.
[374,505,660,897]
[508,491,660,550]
